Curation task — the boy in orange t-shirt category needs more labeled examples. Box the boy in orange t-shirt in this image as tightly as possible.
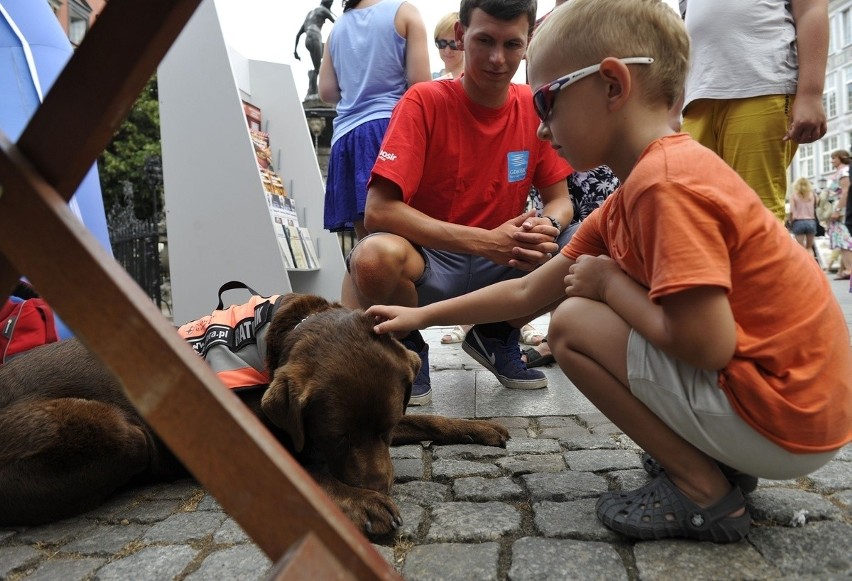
[367,0,852,543]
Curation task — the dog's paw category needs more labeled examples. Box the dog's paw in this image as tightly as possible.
[342,489,402,536]
[461,419,510,447]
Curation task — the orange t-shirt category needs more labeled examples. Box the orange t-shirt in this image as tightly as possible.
[564,134,852,453]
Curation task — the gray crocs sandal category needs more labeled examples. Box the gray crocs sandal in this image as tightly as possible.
[596,473,751,543]
[640,452,758,494]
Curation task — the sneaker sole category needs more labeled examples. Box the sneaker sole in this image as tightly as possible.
[408,390,432,406]
[462,342,548,390]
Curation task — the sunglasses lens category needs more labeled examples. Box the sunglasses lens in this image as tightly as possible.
[435,39,456,50]
[533,88,549,121]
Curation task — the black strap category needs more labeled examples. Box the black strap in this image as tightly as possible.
[216,281,264,310]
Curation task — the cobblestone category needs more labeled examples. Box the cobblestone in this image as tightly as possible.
[0,280,850,579]
[0,418,849,580]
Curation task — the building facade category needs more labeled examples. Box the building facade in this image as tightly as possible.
[45,0,106,48]
[790,0,852,189]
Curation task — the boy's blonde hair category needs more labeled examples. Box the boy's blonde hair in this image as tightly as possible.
[528,0,689,109]
[434,12,459,40]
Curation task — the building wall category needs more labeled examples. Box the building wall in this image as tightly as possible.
[790,0,852,188]
[46,0,107,48]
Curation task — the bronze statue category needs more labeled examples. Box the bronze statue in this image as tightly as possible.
[294,0,336,99]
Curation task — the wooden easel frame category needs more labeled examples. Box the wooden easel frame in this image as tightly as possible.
[0,1,398,578]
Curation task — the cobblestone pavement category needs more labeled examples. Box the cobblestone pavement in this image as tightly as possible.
[1,279,851,580]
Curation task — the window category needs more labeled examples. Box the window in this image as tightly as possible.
[824,72,838,118]
[843,8,852,47]
[47,0,61,16]
[822,135,840,174]
[845,67,852,113]
[68,0,93,47]
[798,144,815,179]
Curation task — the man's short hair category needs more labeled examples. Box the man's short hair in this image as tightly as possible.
[434,11,460,40]
[459,0,538,37]
[528,0,689,109]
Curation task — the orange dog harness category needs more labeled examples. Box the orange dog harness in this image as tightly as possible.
[177,289,283,390]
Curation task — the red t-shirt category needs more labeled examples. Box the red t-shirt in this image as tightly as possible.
[370,79,571,230]
[565,134,852,454]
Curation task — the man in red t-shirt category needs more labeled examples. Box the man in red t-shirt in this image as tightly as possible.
[343,0,574,405]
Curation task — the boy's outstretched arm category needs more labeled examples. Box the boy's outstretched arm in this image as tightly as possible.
[567,255,736,370]
[368,253,572,336]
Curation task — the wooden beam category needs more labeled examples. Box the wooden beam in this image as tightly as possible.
[0,135,399,579]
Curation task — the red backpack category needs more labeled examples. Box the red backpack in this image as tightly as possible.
[0,297,59,363]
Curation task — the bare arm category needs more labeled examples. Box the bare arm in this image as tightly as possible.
[566,255,736,370]
[364,176,558,266]
[397,2,432,85]
[294,25,305,60]
[369,252,572,336]
[787,0,828,143]
[318,34,340,104]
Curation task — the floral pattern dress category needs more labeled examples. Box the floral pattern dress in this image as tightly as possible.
[827,165,852,251]
[526,165,620,223]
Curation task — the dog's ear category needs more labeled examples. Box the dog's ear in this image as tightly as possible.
[261,367,308,452]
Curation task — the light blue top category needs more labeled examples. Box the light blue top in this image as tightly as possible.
[328,0,407,145]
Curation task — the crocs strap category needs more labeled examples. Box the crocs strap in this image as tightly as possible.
[685,484,746,532]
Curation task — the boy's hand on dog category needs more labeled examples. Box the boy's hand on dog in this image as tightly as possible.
[367,305,425,336]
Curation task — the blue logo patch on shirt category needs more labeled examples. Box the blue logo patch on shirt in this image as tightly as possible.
[507,151,530,183]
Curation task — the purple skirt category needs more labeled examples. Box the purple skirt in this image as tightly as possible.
[323,118,390,232]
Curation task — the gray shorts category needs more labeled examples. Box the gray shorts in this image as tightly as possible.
[627,330,837,479]
[347,224,575,307]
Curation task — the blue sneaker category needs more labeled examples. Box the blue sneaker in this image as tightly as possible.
[401,336,432,406]
[462,326,548,390]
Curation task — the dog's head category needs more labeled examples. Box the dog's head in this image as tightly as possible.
[260,294,420,493]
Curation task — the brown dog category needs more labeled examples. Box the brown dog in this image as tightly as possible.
[0,294,509,535]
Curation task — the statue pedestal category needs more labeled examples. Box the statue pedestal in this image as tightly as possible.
[303,98,336,179]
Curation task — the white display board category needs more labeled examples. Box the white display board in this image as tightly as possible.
[158,0,345,323]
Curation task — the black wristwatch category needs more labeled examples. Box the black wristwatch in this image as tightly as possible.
[544,215,562,235]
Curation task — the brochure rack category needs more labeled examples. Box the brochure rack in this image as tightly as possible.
[158,0,344,323]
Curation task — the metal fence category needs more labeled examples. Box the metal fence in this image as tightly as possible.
[109,219,170,313]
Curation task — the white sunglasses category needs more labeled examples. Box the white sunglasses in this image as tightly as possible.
[533,57,655,120]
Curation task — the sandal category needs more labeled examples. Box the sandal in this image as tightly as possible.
[641,453,758,494]
[520,324,544,346]
[521,340,554,367]
[596,473,751,543]
[441,325,467,344]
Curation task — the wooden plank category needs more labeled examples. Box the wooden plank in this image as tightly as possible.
[267,532,358,581]
[0,136,400,580]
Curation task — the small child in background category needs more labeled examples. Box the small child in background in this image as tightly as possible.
[367,0,851,543]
